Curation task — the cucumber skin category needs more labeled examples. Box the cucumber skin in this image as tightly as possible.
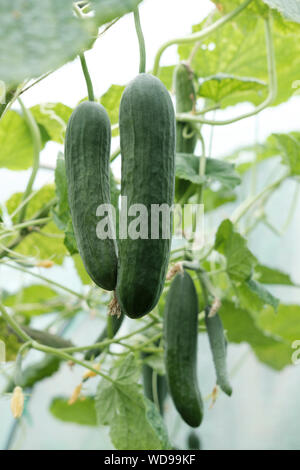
[174,63,197,154]
[205,311,232,396]
[117,74,176,319]
[142,363,168,416]
[65,101,118,291]
[164,271,203,428]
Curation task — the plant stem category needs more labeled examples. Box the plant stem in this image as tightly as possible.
[4,263,86,300]
[110,146,121,162]
[231,170,289,224]
[176,13,276,127]
[153,0,253,76]
[0,303,32,343]
[62,321,157,354]
[134,8,146,74]
[17,99,42,223]
[79,53,95,102]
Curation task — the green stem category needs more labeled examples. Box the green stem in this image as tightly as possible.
[110,146,121,162]
[17,99,41,223]
[62,321,156,354]
[176,13,276,127]
[231,170,289,225]
[152,0,253,76]
[79,53,95,102]
[4,263,86,300]
[134,8,146,74]
[0,303,32,343]
[197,131,206,205]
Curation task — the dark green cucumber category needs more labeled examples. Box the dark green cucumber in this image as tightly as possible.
[205,310,232,396]
[174,63,197,154]
[65,101,117,291]
[174,63,197,202]
[117,73,176,319]
[84,312,124,361]
[164,270,203,428]
[187,431,201,450]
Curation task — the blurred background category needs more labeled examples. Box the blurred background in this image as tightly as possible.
[0,0,299,450]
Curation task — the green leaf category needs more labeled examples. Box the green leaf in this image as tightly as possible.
[0,317,22,361]
[258,304,300,342]
[198,73,267,109]
[158,65,176,91]
[30,103,73,144]
[53,153,69,229]
[204,187,237,212]
[95,355,171,450]
[215,219,257,281]
[50,396,97,426]
[100,84,125,136]
[0,110,33,170]
[73,254,92,285]
[262,0,300,23]
[176,153,241,189]
[64,219,78,256]
[246,279,279,312]
[179,8,300,107]
[269,132,300,176]
[6,184,56,221]
[255,264,295,286]
[220,300,292,370]
[91,0,143,26]
[0,0,93,86]
[4,285,60,318]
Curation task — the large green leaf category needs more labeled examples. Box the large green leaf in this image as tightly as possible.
[258,304,300,342]
[0,0,93,86]
[198,73,267,109]
[30,103,73,144]
[220,300,292,370]
[91,0,143,26]
[4,285,60,318]
[237,279,279,313]
[0,110,33,170]
[50,396,98,426]
[215,219,257,281]
[95,354,171,450]
[255,264,295,286]
[262,0,300,23]
[100,84,125,136]
[176,153,241,189]
[270,132,300,176]
[179,7,300,107]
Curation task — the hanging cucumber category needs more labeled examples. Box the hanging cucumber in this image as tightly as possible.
[164,270,203,428]
[65,101,118,291]
[174,63,197,154]
[174,63,197,202]
[205,309,232,396]
[117,73,176,319]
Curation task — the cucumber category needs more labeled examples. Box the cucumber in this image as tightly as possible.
[174,63,197,154]
[187,431,201,450]
[84,313,124,361]
[174,63,197,202]
[164,270,203,428]
[65,101,118,291]
[205,310,232,396]
[117,73,176,318]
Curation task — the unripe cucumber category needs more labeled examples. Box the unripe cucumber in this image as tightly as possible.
[174,63,197,154]
[205,310,232,396]
[164,270,203,428]
[117,74,176,319]
[65,101,118,291]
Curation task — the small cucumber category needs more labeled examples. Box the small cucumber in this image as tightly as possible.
[164,270,203,427]
[205,310,232,396]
